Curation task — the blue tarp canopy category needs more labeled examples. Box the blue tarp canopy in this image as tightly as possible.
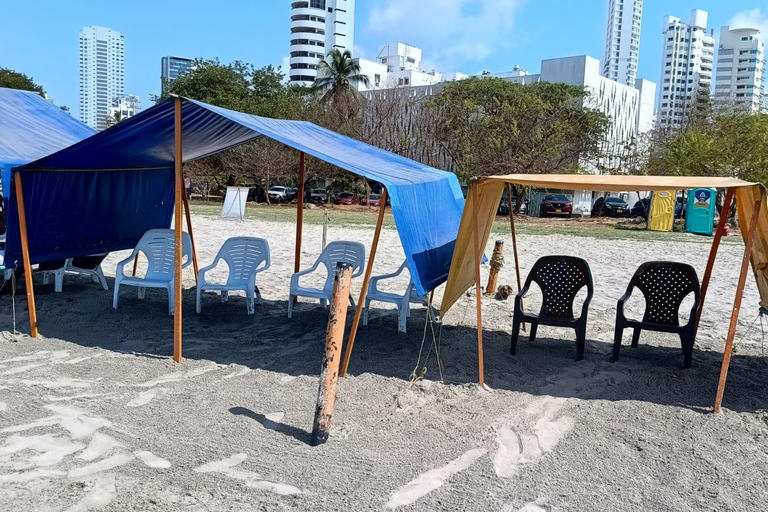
[6,97,465,295]
[0,87,95,198]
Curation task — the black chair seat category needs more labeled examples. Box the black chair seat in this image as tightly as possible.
[518,312,579,328]
[613,261,701,368]
[511,255,594,360]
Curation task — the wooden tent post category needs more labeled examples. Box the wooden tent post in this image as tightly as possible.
[507,183,525,332]
[695,187,734,336]
[295,152,305,277]
[182,183,199,282]
[471,181,485,387]
[713,193,763,413]
[173,97,184,363]
[339,188,388,377]
[14,171,38,338]
[506,184,523,293]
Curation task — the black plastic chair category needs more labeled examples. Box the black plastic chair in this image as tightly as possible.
[612,261,701,368]
[511,256,594,360]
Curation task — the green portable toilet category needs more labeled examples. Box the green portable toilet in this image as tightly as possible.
[686,188,716,235]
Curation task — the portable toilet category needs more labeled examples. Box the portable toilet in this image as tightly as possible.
[648,190,675,232]
[686,188,716,235]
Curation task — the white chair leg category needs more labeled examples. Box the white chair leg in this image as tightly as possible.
[43,272,50,285]
[112,283,120,310]
[247,291,255,315]
[288,295,294,318]
[97,267,108,290]
[196,286,202,314]
[349,295,356,309]
[398,306,407,334]
[221,291,229,303]
[363,299,371,326]
[320,299,328,308]
[138,287,146,300]
[168,286,174,316]
[54,269,64,293]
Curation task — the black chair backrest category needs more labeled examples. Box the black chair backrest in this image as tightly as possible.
[629,261,700,326]
[526,255,593,319]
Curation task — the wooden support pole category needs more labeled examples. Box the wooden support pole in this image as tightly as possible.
[182,182,199,282]
[14,171,38,338]
[484,240,504,296]
[506,184,523,294]
[471,181,486,387]
[173,97,184,363]
[339,188,388,377]
[507,183,525,332]
[322,209,328,250]
[295,152,305,276]
[311,262,353,446]
[695,188,734,337]
[713,193,763,413]
[131,254,139,277]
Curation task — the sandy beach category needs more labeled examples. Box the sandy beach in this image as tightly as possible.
[1,209,768,511]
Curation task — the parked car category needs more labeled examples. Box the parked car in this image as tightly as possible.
[592,196,630,217]
[630,197,650,218]
[310,188,328,203]
[267,186,289,203]
[360,194,383,207]
[286,188,298,201]
[498,196,528,216]
[539,194,573,217]
[334,192,359,205]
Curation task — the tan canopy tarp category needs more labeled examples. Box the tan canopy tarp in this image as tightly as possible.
[442,174,768,314]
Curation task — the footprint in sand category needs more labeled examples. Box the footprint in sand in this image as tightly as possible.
[223,367,251,380]
[386,448,486,509]
[194,454,302,496]
[0,402,6,411]
[494,397,574,479]
[126,388,168,408]
[64,474,117,512]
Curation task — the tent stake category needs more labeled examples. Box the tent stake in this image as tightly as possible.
[471,181,485,387]
[14,171,38,338]
[696,187,734,337]
[173,97,183,363]
[713,193,763,413]
[294,152,305,305]
[182,181,199,282]
[340,188,388,377]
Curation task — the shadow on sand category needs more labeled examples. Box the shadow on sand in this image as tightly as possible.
[3,276,768,415]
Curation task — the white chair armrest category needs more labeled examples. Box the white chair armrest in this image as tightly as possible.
[197,260,219,281]
[114,251,138,278]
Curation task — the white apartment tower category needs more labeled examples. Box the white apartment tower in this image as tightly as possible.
[714,26,766,113]
[289,0,355,86]
[79,26,125,130]
[657,10,715,130]
[603,0,643,87]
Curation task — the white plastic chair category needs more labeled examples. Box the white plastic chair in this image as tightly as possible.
[196,237,270,315]
[288,241,365,318]
[362,261,430,333]
[43,255,109,293]
[113,229,193,315]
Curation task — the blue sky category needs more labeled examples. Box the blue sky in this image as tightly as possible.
[1,1,765,117]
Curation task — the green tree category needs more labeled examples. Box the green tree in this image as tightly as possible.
[429,78,610,183]
[0,67,45,95]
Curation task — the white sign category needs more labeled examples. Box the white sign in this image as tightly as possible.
[222,187,249,220]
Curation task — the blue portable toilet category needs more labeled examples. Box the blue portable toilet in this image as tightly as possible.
[686,188,716,235]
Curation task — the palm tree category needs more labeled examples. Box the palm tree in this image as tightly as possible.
[312,49,370,101]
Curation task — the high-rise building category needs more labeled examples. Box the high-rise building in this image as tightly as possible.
[108,94,141,124]
[656,10,715,130]
[161,56,195,90]
[288,0,356,86]
[79,26,125,130]
[602,0,643,87]
[714,26,766,113]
